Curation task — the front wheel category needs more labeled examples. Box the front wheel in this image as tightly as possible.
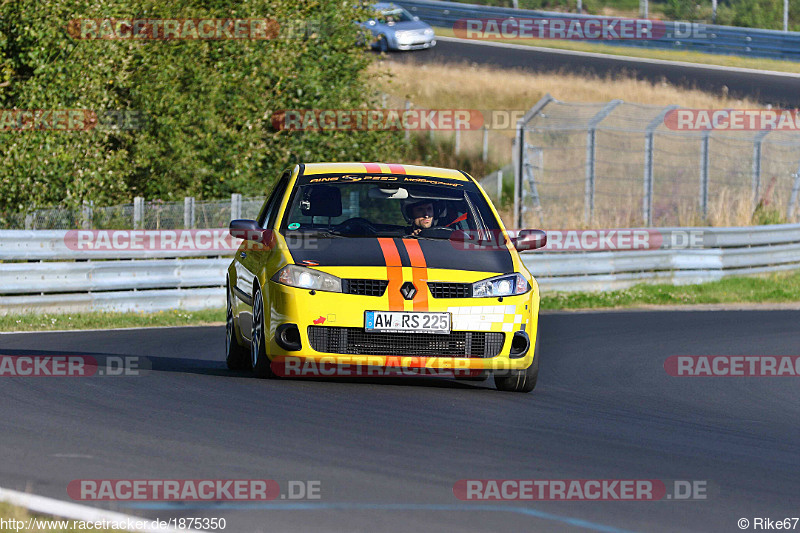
[377,35,389,53]
[225,281,249,371]
[494,331,539,393]
[250,284,275,379]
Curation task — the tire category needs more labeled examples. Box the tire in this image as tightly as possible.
[378,35,389,53]
[225,280,249,371]
[494,331,539,393]
[250,284,275,379]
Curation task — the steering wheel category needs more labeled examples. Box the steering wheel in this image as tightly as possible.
[415,226,455,238]
[335,217,377,235]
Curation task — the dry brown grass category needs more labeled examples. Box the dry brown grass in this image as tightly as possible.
[370,60,798,228]
[371,60,760,111]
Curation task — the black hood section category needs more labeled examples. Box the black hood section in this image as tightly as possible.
[286,237,513,273]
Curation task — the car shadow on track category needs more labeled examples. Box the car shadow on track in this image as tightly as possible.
[1,348,493,390]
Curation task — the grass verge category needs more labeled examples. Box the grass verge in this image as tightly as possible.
[433,27,800,74]
[0,308,225,333]
[0,501,115,532]
[541,270,800,309]
[1,272,799,333]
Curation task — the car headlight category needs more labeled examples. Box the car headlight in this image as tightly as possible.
[471,273,529,298]
[272,265,342,293]
[424,28,434,36]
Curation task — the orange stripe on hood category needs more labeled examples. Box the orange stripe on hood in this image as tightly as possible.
[402,239,428,311]
[378,238,404,311]
[387,164,406,174]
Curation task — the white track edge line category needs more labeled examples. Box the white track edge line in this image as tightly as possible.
[0,487,200,533]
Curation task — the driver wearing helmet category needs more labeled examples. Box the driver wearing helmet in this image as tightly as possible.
[404,200,435,237]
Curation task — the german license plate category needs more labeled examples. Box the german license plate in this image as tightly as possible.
[365,311,451,334]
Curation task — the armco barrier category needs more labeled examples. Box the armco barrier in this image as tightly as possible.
[402,0,800,61]
[1,224,799,314]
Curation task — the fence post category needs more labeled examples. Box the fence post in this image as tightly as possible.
[513,137,520,228]
[514,94,553,229]
[404,100,411,142]
[133,197,144,229]
[184,197,196,229]
[231,193,242,221]
[24,213,33,230]
[585,100,622,225]
[784,0,789,32]
[787,162,800,221]
[585,129,595,225]
[454,129,461,155]
[81,200,93,230]
[643,105,678,226]
[523,147,544,226]
[752,129,771,210]
[497,169,503,203]
[643,133,654,226]
[699,131,710,222]
[482,126,489,162]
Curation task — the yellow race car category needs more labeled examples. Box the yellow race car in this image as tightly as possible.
[225,163,547,392]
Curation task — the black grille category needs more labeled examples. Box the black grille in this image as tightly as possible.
[307,326,504,358]
[343,279,389,296]
[428,282,472,299]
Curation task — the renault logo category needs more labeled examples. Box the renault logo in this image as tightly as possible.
[400,282,417,300]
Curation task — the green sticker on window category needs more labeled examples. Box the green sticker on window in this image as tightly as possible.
[288,223,300,230]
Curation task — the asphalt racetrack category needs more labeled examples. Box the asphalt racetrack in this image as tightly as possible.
[395,37,800,107]
[1,310,799,532]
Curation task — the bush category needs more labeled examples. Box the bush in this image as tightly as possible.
[0,0,406,212]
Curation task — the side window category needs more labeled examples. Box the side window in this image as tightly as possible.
[257,173,290,229]
[466,191,501,231]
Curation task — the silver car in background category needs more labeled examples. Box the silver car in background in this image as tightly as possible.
[362,3,436,52]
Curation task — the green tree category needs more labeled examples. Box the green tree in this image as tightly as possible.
[0,0,404,212]
[730,0,795,30]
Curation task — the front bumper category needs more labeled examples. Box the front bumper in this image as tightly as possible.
[395,39,436,51]
[264,278,538,371]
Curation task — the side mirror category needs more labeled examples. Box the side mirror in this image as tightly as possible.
[229,219,271,245]
[512,229,547,251]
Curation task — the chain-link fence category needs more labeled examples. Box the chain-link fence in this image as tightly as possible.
[380,92,515,175]
[0,194,266,230]
[513,96,800,228]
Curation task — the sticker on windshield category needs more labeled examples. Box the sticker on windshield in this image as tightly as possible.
[288,223,300,230]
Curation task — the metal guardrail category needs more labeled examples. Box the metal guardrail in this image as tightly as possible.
[0,258,228,294]
[1,224,799,313]
[402,0,800,61]
[0,288,225,315]
[522,223,800,291]
[0,230,234,260]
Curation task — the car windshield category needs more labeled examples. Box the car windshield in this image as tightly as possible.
[376,7,414,23]
[282,178,500,239]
